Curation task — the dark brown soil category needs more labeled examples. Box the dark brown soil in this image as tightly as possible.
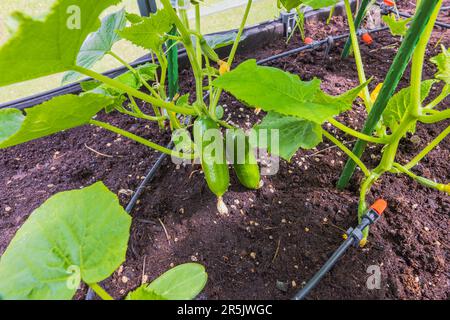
[1,1,449,300]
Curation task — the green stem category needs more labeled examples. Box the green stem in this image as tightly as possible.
[343,0,371,110]
[418,109,450,123]
[358,171,381,239]
[108,51,161,99]
[195,4,202,68]
[424,84,449,109]
[90,119,196,159]
[322,130,370,177]
[72,66,195,115]
[210,0,253,112]
[409,0,442,117]
[405,125,450,169]
[228,0,252,67]
[88,283,114,300]
[392,163,448,193]
[329,118,388,144]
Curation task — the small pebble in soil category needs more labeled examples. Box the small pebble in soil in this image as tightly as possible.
[424,226,430,232]
[292,280,297,288]
[121,276,129,284]
[250,252,257,259]
[191,255,198,262]
[117,265,124,275]
[276,281,289,292]
[4,206,12,213]
[47,184,54,188]
[304,227,310,232]
[281,219,287,223]
[142,275,149,283]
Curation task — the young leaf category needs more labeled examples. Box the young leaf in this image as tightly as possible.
[117,9,174,52]
[0,0,121,87]
[0,182,131,300]
[0,93,112,148]
[430,45,450,84]
[212,59,368,124]
[382,14,412,37]
[382,80,436,134]
[254,111,323,161]
[126,263,207,300]
[62,8,127,84]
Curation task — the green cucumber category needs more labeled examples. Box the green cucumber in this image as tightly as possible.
[226,129,261,190]
[194,117,230,198]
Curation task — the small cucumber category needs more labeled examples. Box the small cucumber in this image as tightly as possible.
[194,117,230,198]
[226,129,261,190]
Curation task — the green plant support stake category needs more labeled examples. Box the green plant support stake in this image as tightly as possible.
[167,26,179,99]
[341,0,373,58]
[337,0,440,189]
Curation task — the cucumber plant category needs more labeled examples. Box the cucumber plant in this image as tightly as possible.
[0,0,366,214]
[214,0,449,243]
[0,182,207,300]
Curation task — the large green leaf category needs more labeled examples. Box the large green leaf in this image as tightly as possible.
[126,263,207,300]
[430,46,450,85]
[0,94,112,148]
[62,8,127,84]
[212,59,368,124]
[254,111,322,161]
[0,109,24,144]
[0,182,131,300]
[382,80,436,134]
[382,14,412,37]
[0,0,120,87]
[117,9,174,52]
[280,0,338,11]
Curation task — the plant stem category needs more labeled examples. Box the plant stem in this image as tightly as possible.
[419,109,450,123]
[72,66,195,116]
[210,0,253,113]
[424,84,449,109]
[405,125,450,169]
[195,4,202,68]
[409,0,442,117]
[228,0,252,67]
[108,51,161,99]
[88,283,114,300]
[322,130,370,177]
[328,118,388,143]
[392,163,448,193]
[90,119,196,160]
[343,0,371,110]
